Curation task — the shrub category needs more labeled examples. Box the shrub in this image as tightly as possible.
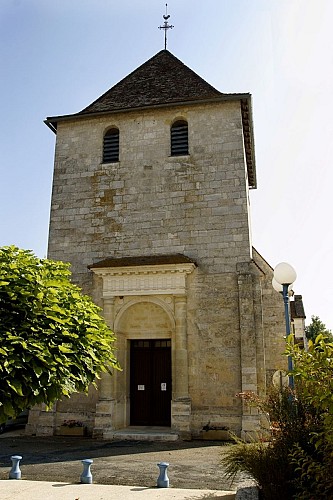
[285,334,333,499]
[289,441,333,499]
[221,386,325,499]
[222,438,294,500]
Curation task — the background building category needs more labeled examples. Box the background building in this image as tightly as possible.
[290,295,307,349]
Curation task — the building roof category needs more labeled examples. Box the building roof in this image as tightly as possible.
[79,50,223,114]
[290,295,306,320]
[88,254,196,269]
[45,49,256,187]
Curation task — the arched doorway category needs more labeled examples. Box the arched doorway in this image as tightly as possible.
[115,298,174,427]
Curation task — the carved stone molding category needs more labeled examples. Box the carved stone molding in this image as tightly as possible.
[91,263,196,297]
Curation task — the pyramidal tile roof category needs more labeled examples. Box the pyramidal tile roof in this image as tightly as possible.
[45,49,256,188]
[79,50,223,115]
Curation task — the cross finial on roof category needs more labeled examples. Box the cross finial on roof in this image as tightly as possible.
[158,3,174,50]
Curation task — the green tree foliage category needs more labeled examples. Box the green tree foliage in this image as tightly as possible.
[286,334,333,445]
[305,315,332,342]
[0,246,119,423]
[285,334,333,499]
[221,337,333,499]
[221,387,321,499]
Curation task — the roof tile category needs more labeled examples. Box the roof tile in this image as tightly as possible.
[88,254,196,269]
[79,50,223,114]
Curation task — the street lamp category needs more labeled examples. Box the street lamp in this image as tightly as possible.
[273,262,297,389]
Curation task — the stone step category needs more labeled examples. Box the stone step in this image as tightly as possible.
[104,426,179,442]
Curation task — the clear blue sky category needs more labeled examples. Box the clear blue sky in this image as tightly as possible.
[1,0,333,329]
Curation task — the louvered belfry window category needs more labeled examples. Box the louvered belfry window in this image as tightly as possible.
[171,120,188,156]
[103,128,119,163]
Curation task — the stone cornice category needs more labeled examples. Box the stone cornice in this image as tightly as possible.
[91,263,196,297]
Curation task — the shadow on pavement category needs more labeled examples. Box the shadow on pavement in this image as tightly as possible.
[0,434,225,465]
[0,433,237,491]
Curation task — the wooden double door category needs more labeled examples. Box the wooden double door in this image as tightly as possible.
[130,339,171,426]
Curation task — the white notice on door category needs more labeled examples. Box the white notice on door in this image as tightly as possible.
[138,385,145,391]
[161,383,167,391]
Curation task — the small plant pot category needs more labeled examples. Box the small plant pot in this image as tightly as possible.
[59,426,86,436]
[202,430,231,441]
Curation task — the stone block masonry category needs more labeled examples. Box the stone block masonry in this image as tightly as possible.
[39,94,288,439]
[48,101,251,290]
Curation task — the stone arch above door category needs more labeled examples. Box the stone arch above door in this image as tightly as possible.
[115,297,175,337]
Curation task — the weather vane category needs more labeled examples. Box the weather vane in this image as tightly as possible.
[158,3,174,50]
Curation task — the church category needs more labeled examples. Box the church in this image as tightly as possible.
[26,47,289,440]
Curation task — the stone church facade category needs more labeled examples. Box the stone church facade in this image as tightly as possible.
[26,50,287,439]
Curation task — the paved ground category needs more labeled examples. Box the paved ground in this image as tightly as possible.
[0,429,242,493]
[0,480,237,500]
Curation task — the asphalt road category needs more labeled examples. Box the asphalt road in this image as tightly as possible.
[0,430,241,491]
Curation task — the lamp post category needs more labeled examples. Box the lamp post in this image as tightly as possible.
[272,262,297,390]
